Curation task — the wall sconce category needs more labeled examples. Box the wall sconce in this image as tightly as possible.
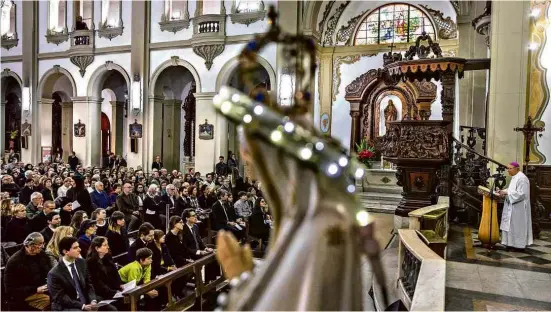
[278,70,295,107]
[131,74,141,116]
[22,86,30,116]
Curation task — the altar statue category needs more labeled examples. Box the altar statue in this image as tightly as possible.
[211,6,388,311]
[384,99,398,128]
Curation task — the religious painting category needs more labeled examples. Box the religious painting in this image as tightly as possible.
[199,119,214,140]
[41,147,52,162]
[378,95,402,136]
[320,113,330,133]
[74,120,86,137]
[21,119,31,136]
[129,119,143,139]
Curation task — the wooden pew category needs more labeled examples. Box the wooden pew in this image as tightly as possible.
[122,253,226,311]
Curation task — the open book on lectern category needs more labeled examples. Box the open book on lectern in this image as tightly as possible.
[477,185,500,197]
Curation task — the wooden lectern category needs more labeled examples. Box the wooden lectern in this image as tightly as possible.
[477,186,500,247]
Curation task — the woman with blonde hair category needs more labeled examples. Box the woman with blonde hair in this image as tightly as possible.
[45,225,74,267]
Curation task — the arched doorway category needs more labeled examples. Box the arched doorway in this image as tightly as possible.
[152,66,197,171]
[37,67,76,161]
[99,71,128,159]
[224,64,271,177]
[101,113,111,156]
[51,92,63,156]
[4,88,22,155]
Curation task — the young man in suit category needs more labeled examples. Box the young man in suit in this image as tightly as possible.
[212,190,245,240]
[47,236,116,311]
[128,222,155,262]
[182,209,218,282]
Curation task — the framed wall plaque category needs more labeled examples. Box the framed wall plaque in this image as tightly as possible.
[21,119,31,136]
[198,119,214,140]
[74,119,86,137]
[129,119,143,139]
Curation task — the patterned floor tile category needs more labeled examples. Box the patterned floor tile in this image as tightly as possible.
[527,245,551,254]
[478,251,513,260]
[516,256,551,266]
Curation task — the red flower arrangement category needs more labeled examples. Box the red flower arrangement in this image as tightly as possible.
[356,139,376,168]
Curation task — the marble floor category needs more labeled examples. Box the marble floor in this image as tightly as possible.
[366,211,395,251]
[445,225,551,311]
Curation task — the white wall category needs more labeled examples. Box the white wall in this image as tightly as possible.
[150,42,276,93]
[94,0,132,48]
[150,0,196,43]
[0,61,23,83]
[38,0,72,54]
[1,0,23,56]
[101,89,113,122]
[536,5,551,164]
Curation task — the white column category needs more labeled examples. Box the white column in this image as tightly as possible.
[39,98,54,151]
[146,96,164,171]
[61,102,73,161]
[162,99,182,171]
[0,101,5,154]
[110,101,124,155]
[486,1,531,165]
[72,96,103,167]
[194,92,219,176]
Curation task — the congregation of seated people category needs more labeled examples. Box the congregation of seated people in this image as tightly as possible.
[0,152,273,311]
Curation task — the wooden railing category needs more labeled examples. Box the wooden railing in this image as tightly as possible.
[123,253,226,311]
[397,229,445,311]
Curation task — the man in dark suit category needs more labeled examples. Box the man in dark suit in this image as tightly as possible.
[215,156,228,177]
[68,151,79,172]
[182,209,219,282]
[212,190,245,240]
[128,222,155,262]
[182,209,213,258]
[152,155,163,170]
[47,236,116,311]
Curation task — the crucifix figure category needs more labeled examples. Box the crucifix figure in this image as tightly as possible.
[514,116,545,164]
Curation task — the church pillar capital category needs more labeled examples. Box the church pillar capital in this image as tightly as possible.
[110,101,125,108]
[39,98,55,105]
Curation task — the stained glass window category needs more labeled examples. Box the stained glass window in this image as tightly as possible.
[354,4,435,46]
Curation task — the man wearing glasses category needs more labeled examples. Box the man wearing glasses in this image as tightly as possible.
[116,183,142,231]
[4,232,53,310]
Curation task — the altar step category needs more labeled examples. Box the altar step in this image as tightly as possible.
[358,188,402,214]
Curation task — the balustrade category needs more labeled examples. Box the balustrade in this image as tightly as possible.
[198,21,220,33]
[451,137,507,224]
[459,126,486,155]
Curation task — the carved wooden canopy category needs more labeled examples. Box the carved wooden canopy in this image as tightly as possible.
[344,69,437,146]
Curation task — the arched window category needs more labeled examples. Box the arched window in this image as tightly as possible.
[354,4,435,45]
[1,0,16,38]
[48,0,67,33]
[235,0,262,13]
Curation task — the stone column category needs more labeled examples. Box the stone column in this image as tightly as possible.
[72,97,103,167]
[61,102,73,161]
[457,1,489,130]
[22,1,38,164]
[486,1,530,165]
[39,98,54,151]
[275,1,299,109]
[194,92,219,176]
[0,101,5,154]
[148,96,164,169]
[162,99,182,171]
[110,101,124,155]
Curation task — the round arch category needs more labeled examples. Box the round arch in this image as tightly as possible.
[1,69,23,98]
[37,65,77,99]
[150,57,202,96]
[215,55,276,92]
[349,3,439,46]
[87,62,131,99]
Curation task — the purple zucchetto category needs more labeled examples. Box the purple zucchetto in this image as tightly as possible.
[510,161,520,168]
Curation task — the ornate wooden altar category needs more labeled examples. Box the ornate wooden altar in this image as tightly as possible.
[346,33,466,216]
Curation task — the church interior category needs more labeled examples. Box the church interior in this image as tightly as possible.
[1,0,551,311]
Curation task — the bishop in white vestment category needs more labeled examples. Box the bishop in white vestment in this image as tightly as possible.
[499,162,533,249]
